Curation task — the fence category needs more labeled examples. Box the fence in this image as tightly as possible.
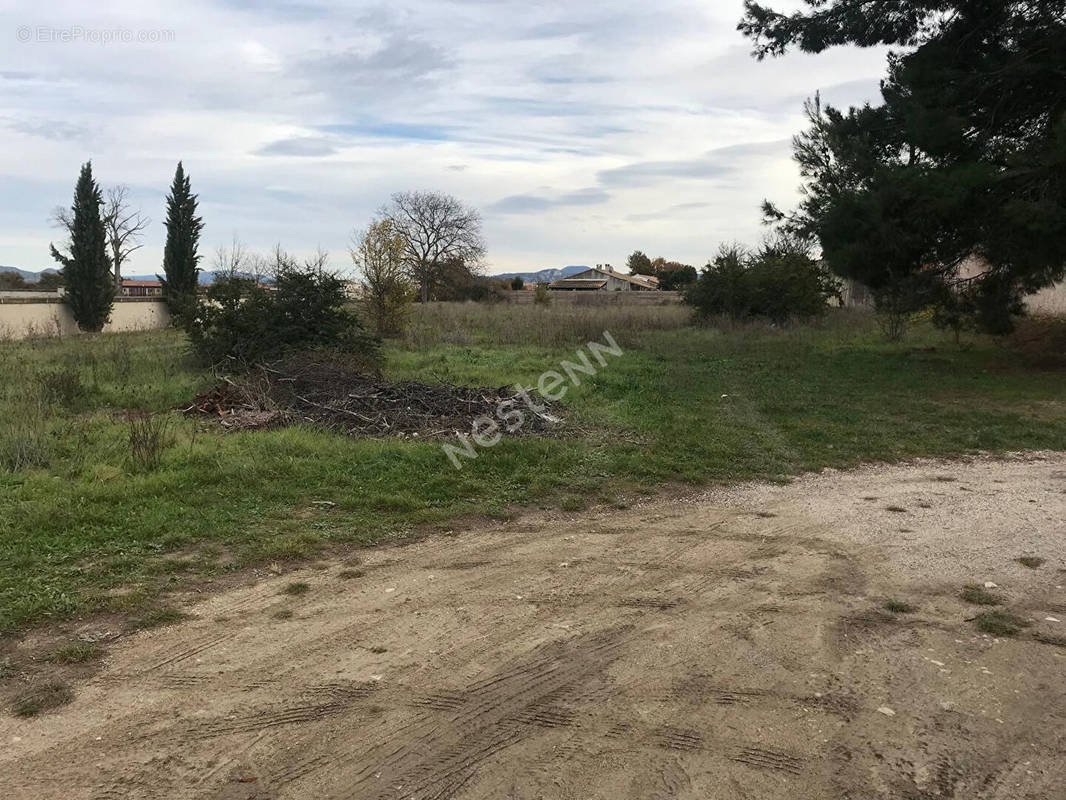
[0,295,171,340]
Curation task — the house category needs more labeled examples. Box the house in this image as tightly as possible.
[549,266,659,292]
[121,279,163,297]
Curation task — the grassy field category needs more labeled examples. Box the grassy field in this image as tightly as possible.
[1,304,1065,632]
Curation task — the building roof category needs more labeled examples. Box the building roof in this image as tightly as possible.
[581,267,659,290]
[122,279,162,287]
[548,278,608,290]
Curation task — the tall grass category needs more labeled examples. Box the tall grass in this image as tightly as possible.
[402,301,692,348]
[0,331,203,475]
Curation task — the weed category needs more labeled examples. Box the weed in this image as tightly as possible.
[960,584,1002,605]
[12,681,74,717]
[885,505,908,513]
[974,610,1029,636]
[369,645,388,653]
[125,607,188,632]
[272,609,294,620]
[282,581,310,596]
[37,365,87,409]
[883,599,917,614]
[559,495,587,512]
[126,411,172,471]
[1016,556,1045,569]
[338,569,365,579]
[47,641,98,664]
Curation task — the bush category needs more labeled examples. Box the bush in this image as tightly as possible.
[186,260,381,370]
[686,239,839,323]
[534,284,551,305]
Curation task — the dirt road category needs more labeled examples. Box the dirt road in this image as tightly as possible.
[3,453,1065,799]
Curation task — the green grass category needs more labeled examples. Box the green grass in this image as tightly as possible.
[1,312,1065,631]
[46,641,98,664]
[282,581,311,596]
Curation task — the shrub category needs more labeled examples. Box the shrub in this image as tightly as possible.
[686,239,839,323]
[510,276,524,290]
[186,257,381,370]
[533,284,551,305]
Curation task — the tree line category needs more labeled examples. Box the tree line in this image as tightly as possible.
[47,161,486,337]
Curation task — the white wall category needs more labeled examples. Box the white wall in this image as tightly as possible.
[0,297,171,340]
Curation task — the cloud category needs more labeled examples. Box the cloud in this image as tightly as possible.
[294,34,453,104]
[4,117,88,142]
[599,140,792,188]
[489,188,610,214]
[256,137,338,157]
[0,1,890,273]
[317,122,455,142]
[626,201,712,222]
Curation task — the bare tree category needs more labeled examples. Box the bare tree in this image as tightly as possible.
[54,186,149,290]
[304,246,330,275]
[212,235,248,277]
[102,186,149,290]
[379,191,485,302]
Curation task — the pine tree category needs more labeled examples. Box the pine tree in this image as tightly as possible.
[160,162,203,321]
[50,162,113,332]
[742,0,1066,333]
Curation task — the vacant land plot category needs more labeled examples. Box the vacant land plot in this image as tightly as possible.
[2,452,1063,799]
[1,308,1065,633]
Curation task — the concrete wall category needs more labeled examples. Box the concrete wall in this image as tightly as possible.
[0,296,171,340]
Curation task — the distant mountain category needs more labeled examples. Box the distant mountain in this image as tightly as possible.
[0,266,60,281]
[4,266,269,287]
[490,265,588,284]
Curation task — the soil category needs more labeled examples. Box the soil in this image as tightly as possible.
[185,358,561,437]
[2,452,1065,799]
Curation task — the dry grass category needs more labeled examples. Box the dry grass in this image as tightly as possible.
[12,680,74,717]
[402,301,692,349]
[1026,284,1066,316]
[883,599,917,614]
[961,584,1002,605]
[1006,315,1066,368]
[974,609,1029,637]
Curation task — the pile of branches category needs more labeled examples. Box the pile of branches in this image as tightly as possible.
[184,355,562,438]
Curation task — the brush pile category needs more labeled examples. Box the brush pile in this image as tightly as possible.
[185,356,561,438]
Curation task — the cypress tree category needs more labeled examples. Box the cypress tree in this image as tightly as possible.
[160,162,203,321]
[50,162,114,332]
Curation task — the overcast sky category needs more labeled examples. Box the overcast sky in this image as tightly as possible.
[0,0,890,275]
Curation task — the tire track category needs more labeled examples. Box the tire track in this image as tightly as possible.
[335,628,632,800]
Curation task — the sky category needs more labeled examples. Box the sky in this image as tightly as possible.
[0,0,891,276]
